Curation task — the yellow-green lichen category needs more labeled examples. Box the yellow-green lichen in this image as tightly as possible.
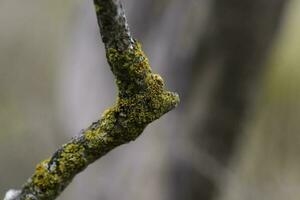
[14,3,180,199]
[107,42,152,95]
[31,159,60,193]
[25,144,88,198]
[85,129,101,141]
[84,128,113,149]
[21,42,178,200]
[101,42,179,141]
[58,144,86,177]
[99,107,117,132]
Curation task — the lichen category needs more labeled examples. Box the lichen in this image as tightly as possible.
[15,42,179,200]
[57,144,86,177]
[84,128,112,151]
[21,144,87,199]
[7,1,180,199]
[99,107,118,132]
[97,42,179,143]
[107,42,152,97]
[31,159,60,196]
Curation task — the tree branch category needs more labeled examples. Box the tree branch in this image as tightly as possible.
[94,0,133,50]
[4,0,179,199]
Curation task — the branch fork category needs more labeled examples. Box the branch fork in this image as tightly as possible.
[4,0,179,199]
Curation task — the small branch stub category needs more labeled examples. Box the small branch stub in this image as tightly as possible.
[4,0,179,200]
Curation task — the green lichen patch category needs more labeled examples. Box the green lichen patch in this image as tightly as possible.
[18,41,179,200]
[32,159,58,189]
[85,129,101,141]
[107,42,152,96]
[31,159,61,197]
[84,128,113,152]
[26,144,87,198]
[10,1,180,199]
[99,107,118,132]
[57,144,86,178]
[102,42,179,141]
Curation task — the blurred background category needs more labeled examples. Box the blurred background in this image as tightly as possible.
[1,0,300,199]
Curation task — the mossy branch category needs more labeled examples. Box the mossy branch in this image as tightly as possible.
[4,0,179,200]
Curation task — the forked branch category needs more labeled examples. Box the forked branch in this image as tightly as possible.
[4,0,179,200]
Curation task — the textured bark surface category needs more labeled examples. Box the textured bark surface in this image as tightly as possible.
[94,0,133,51]
[4,0,179,200]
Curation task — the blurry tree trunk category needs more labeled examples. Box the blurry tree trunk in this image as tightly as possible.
[168,0,288,199]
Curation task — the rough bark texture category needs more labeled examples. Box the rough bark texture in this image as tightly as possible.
[94,0,133,51]
[4,0,179,200]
